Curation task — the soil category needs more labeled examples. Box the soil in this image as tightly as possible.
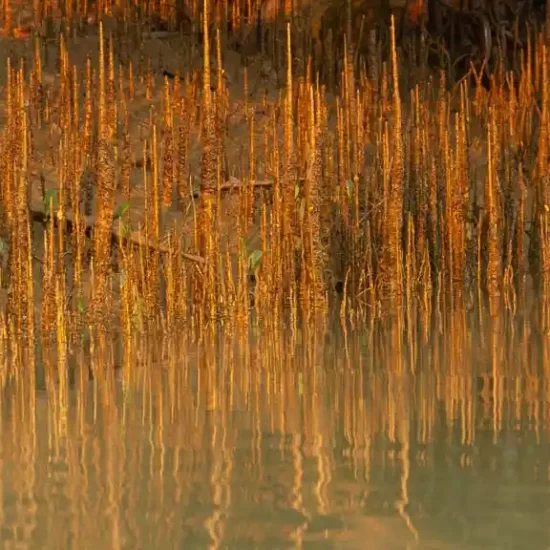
[0,2,289,259]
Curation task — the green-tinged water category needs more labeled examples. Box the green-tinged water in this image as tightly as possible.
[1,328,550,550]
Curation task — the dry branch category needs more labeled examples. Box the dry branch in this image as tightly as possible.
[220,176,273,191]
[28,205,206,265]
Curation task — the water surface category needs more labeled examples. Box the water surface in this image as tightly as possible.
[1,330,549,549]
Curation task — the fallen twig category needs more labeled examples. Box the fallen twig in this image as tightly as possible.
[28,206,206,265]
[220,176,273,191]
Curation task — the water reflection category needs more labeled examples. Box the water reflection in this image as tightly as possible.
[1,324,550,549]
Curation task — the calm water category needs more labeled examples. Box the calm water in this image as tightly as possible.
[1,328,550,549]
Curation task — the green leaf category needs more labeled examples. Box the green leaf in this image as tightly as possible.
[0,237,7,259]
[113,201,130,220]
[77,297,85,315]
[294,183,300,201]
[248,249,263,273]
[43,189,57,217]
[346,179,354,198]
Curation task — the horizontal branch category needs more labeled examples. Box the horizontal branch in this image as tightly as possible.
[28,206,206,265]
[219,177,273,191]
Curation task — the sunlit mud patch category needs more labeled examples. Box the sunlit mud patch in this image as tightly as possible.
[334,512,475,549]
[334,513,419,549]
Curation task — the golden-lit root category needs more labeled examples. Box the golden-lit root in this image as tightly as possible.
[0,0,546,357]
